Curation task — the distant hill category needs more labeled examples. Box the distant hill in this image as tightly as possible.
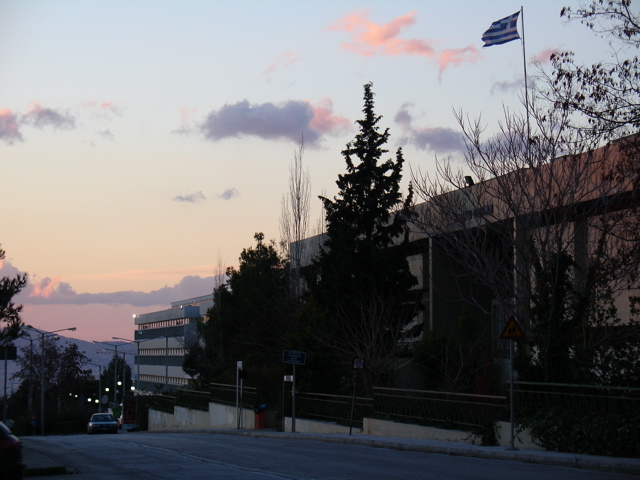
[0,335,137,395]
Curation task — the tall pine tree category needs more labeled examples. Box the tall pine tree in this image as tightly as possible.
[305,83,417,390]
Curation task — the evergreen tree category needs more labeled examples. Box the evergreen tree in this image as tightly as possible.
[304,83,417,390]
[183,233,292,387]
[0,245,27,345]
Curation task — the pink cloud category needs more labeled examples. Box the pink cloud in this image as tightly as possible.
[438,46,481,80]
[30,275,62,299]
[532,48,559,65]
[330,9,435,58]
[309,98,351,134]
[0,108,23,144]
[265,51,302,75]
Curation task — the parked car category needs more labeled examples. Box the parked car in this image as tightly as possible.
[0,421,25,480]
[87,413,118,434]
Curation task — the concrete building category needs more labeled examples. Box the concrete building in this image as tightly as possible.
[133,294,213,393]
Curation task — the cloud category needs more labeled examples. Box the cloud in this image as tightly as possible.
[265,51,302,75]
[82,100,123,118]
[394,104,465,154]
[96,129,116,142]
[199,99,349,146]
[490,79,522,95]
[438,46,480,81]
[1,259,220,308]
[330,9,435,58]
[218,188,239,200]
[173,191,207,203]
[330,10,480,78]
[0,109,23,144]
[532,47,559,65]
[22,103,75,130]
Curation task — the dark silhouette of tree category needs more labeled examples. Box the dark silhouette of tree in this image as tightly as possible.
[184,233,292,387]
[101,354,132,402]
[0,245,27,345]
[303,83,417,391]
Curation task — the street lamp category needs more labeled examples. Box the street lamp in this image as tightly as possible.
[112,337,143,392]
[25,325,77,435]
[87,363,102,412]
[19,331,35,415]
[93,341,121,408]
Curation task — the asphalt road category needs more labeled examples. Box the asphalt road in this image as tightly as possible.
[23,431,640,480]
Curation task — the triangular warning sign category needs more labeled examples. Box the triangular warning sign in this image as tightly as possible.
[500,316,525,340]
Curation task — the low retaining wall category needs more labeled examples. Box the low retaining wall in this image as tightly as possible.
[149,403,255,431]
[149,405,542,451]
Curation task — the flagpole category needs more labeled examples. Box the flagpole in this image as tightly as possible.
[520,6,531,159]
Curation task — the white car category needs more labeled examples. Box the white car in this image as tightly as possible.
[87,413,118,434]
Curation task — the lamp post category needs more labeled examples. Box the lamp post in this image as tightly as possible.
[93,341,120,408]
[20,331,35,415]
[25,325,77,435]
[87,363,102,412]
[112,337,140,392]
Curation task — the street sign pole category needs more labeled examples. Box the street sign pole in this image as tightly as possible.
[508,338,516,450]
[282,350,306,433]
[499,316,524,451]
[292,363,296,433]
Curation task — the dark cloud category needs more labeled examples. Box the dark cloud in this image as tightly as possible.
[490,79,522,95]
[97,129,116,142]
[0,110,23,144]
[0,259,219,308]
[22,104,75,130]
[394,104,465,154]
[173,191,207,203]
[17,274,218,308]
[201,100,319,144]
[218,188,239,200]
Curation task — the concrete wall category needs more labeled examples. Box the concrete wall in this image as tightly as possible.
[149,403,254,431]
[149,404,543,451]
[283,417,355,434]
[363,418,478,443]
[496,421,543,450]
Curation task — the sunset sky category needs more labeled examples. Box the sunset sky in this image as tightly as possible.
[0,1,613,342]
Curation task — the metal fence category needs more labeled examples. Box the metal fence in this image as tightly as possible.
[514,381,640,416]
[373,387,507,430]
[296,392,373,429]
[209,383,257,409]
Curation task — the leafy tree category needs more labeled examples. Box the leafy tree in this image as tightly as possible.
[101,354,132,402]
[544,0,640,139]
[184,233,292,388]
[0,246,27,345]
[412,3,640,385]
[303,83,418,391]
[12,337,92,413]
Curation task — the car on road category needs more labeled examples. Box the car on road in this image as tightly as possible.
[87,413,118,434]
[0,421,26,480]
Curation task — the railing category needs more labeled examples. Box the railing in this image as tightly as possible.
[296,392,373,429]
[209,383,257,408]
[373,387,507,430]
[514,381,640,416]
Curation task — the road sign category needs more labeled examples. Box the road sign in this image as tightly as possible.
[500,316,525,340]
[282,350,306,365]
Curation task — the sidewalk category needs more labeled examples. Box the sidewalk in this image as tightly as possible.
[21,429,640,477]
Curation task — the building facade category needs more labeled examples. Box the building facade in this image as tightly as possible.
[133,294,213,393]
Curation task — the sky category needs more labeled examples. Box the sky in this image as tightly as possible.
[0,0,616,342]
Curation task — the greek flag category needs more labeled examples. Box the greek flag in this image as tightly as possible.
[482,11,520,47]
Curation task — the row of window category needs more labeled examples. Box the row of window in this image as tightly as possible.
[138,318,195,330]
[139,374,189,386]
[136,356,185,367]
[139,348,185,357]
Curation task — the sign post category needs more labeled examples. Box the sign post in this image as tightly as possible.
[349,358,365,436]
[499,316,525,450]
[282,350,306,433]
[236,361,243,429]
